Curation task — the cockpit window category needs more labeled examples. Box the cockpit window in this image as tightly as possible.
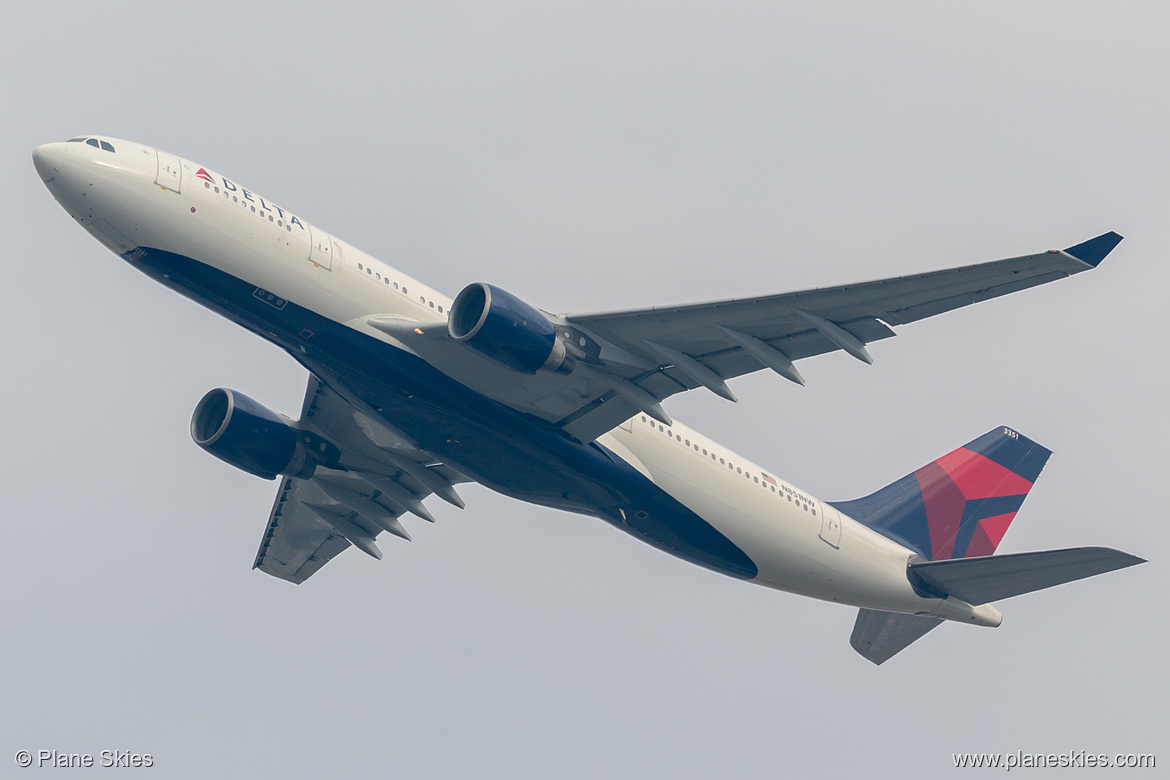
[75,137,115,153]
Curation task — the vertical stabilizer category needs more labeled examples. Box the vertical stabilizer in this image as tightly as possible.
[831,427,1051,560]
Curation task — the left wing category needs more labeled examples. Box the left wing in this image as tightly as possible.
[253,375,469,584]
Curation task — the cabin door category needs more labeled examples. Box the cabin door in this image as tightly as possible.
[308,224,333,270]
[818,504,842,549]
[155,151,182,193]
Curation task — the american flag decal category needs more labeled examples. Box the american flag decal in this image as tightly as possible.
[762,473,777,487]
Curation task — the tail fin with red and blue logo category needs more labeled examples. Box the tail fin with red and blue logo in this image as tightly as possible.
[830,427,1051,561]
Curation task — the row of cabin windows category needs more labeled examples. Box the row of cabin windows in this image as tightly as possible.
[638,415,816,515]
[68,137,115,153]
[198,177,449,313]
[355,263,445,313]
[204,180,293,230]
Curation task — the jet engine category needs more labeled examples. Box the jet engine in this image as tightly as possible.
[191,388,317,480]
[448,282,573,374]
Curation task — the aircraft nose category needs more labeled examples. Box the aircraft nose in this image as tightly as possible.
[32,142,68,182]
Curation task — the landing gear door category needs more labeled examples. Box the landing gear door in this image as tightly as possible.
[819,504,842,549]
[155,151,182,193]
[308,224,333,270]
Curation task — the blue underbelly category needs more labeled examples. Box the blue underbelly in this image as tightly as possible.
[126,247,759,580]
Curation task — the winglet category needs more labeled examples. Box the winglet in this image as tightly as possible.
[1063,231,1123,267]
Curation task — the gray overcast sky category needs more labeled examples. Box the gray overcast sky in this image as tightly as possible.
[3,2,1165,777]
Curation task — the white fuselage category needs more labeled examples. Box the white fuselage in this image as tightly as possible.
[33,136,999,626]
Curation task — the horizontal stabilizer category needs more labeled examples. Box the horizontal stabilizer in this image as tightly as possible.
[850,608,943,665]
[909,546,1145,605]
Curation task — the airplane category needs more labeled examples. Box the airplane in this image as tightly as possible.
[32,135,1145,664]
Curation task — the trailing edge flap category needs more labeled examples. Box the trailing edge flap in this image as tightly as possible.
[253,374,468,584]
[850,609,943,665]
[908,546,1145,605]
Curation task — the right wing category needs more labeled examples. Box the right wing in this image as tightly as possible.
[555,231,1122,440]
[367,232,1120,445]
[252,374,470,584]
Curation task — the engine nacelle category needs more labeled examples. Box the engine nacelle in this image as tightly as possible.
[448,282,573,374]
[191,388,316,480]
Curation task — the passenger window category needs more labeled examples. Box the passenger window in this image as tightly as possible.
[100,141,114,152]
[429,301,435,308]
[438,306,444,313]
[86,139,100,148]
[402,287,408,294]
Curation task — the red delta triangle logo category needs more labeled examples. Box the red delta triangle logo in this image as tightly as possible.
[195,168,215,184]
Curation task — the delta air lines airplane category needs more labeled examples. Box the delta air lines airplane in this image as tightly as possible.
[33,135,1144,664]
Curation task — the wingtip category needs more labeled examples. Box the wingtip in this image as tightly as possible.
[1063,231,1123,267]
